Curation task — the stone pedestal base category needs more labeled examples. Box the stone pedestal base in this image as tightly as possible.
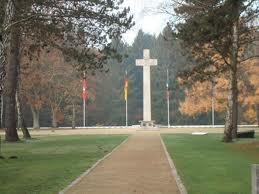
[139,120,155,127]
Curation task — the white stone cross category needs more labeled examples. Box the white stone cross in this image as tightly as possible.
[136,49,157,123]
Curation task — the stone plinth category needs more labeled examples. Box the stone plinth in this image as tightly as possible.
[139,120,155,127]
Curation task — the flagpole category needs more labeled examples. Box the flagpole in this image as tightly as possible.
[167,68,170,128]
[126,98,128,127]
[125,70,128,127]
[83,100,86,127]
[83,72,86,127]
[211,79,215,127]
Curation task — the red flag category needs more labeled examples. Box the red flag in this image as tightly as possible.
[82,79,87,101]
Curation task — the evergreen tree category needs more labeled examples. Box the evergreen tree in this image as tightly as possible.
[167,0,258,142]
[0,0,134,141]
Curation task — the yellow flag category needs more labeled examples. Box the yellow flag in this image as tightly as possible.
[124,79,128,101]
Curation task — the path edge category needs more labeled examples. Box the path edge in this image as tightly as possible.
[58,135,130,194]
[160,135,188,194]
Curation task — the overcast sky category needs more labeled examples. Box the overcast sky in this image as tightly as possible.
[121,0,168,45]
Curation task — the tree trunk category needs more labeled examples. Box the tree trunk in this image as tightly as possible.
[4,24,20,142]
[20,116,30,138]
[16,94,21,129]
[223,13,239,142]
[51,108,57,128]
[31,106,40,129]
[1,96,5,128]
[15,91,31,139]
[224,59,238,142]
[224,91,234,142]
[231,67,238,139]
[0,95,3,128]
[0,0,14,128]
[72,103,76,129]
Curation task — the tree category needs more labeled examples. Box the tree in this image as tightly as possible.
[166,0,259,142]
[20,44,50,129]
[179,34,259,125]
[42,48,68,128]
[16,45,31,139]
[151,26,189,125]
[0,0,14,128]
[240,38,259,125]
[64,75,84,129]
[179,78,227,116]
[1,0,134,141]
[1,0,19,141]
[16,90,31,139]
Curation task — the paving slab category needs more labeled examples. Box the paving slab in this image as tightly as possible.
[64,132,180,194]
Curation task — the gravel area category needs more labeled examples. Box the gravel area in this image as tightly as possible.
[64,132,180,194]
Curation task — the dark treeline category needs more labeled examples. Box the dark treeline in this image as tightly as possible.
[19,28,227,127]
[10,28,256,128]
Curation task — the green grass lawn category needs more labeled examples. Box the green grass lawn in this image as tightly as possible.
[0,134,127,194]
[162,134,259,194]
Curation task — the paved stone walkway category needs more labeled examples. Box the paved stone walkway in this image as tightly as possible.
[64,132,180,194]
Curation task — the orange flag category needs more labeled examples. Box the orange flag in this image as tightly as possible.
[124,78,128,101]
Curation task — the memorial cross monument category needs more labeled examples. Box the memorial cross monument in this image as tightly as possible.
[136,49,157,127]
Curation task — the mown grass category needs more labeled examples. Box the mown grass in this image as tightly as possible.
[0,135,127,194]
[162,134,259,194]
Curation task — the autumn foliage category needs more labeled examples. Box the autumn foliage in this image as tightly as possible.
[20,42,96,128]
[179,78,227,116]
[179,56,259,124]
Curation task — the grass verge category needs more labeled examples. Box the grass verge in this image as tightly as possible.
[0,134,127,194]
[162,134,259,194]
